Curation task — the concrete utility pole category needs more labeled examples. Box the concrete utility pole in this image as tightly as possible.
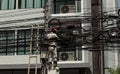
[91,0,104,74]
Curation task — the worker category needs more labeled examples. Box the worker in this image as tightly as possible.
[46,27,59,70]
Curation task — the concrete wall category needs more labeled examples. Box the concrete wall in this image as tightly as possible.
[103,0,118,74]
[103,0,118,14]
[0,54,90,69]
[0,8,45,30]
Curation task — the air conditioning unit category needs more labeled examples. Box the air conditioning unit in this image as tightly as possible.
[60,5,76,13]
[59,51,75,61]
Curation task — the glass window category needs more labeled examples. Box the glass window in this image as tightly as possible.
[0,31,15,55]
[17,30,25,55]
[18,0,25,9]
[18,0,46,9]
[54,0,81,13]
[1,0,8,10]
[17,47,24,55]
[34,0,41,8]
[0,29,45,56]
[17,30,30,55]
[17,29,44,55]
[0,31,7,55]
[9,0,15,9]
[26,0,34,8]
[25,30,31,54]
[7,47,15,55]
[0,0,46,10]
[0,0,15,10]
[26,47,30,55]
[7,31,15,55]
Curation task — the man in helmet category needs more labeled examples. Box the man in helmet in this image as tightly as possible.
[46,27,59,70]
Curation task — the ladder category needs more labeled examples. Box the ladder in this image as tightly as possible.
[28,25,40,74]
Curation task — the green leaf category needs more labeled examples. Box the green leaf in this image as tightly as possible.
[108,68,115,74]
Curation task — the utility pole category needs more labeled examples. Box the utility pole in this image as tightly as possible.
[91,0,104,74]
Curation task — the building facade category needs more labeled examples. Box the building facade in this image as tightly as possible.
[0,0,119,74]
[0,0,90,74]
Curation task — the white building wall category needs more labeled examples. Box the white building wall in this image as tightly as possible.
[0,8,45,29]
[104,0,118,14]
[0,55,90,69]
[0,0,118,72]
[81,0,119,74]
[103,0,118,74]
[0,0,90,69]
